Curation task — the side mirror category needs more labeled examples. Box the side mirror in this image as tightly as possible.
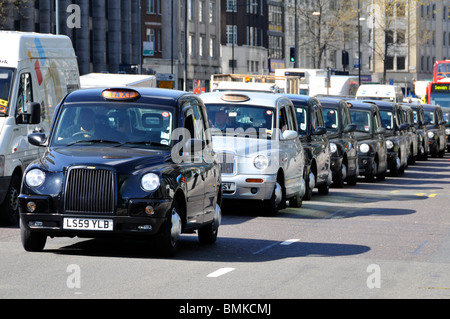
[17,102,41,125]
[438,120,447,126]
[375,127,386,134]
[314,126,327,135]
[343,123,357,133]
[28,133,47,147]
[184,138,206,153]
[399,123,409,131]
[281,129,298,140]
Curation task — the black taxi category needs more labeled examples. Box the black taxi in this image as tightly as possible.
[284,95,332,199]
[318,97,358,187]
[423,104,447,157]
[405,103,430,160]
[19,88,222,256]
[442,106,450,152]
[347,100,388,182]
[362,100,409,176]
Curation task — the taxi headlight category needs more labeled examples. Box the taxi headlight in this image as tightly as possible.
[141,173,160,192]
[254,155,269,170]
[445,128,450,135]
[428,131,435,139]
[359,143,370,153]
[330,143,337,153]
[386,140,394,150]
[25,169,46,188]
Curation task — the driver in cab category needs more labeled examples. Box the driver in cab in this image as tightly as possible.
[66,108,96,138]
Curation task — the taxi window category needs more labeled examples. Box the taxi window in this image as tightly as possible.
[295,106,307,135]
[205,104,274,138]
[52,103,174,147]
[323,107,339,131]
[350,110,371,133]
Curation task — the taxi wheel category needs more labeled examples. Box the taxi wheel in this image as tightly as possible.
[365,160,377,183]
[333,163,346,188]
[20,219,47,252]
[0,174,21,226]
[289,191,303,208]
[156,201,182,257]
[198,203,221,244]
[265,182,283,216]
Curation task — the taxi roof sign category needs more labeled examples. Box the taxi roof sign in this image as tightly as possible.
[102,88,140,101]
[221,93,250,102]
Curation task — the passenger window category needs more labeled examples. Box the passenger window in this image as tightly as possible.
[279,107,291,132]
[16,73,33,116]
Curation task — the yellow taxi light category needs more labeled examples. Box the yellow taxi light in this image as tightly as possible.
[102,89,140,101]
[221,94,250,102]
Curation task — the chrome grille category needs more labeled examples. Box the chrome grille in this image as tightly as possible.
[217,152,236,175]
[65,168,114,214]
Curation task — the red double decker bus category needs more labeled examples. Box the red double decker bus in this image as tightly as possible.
[426,60,450,107]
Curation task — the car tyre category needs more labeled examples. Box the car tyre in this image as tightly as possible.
[198,203,220,244]
[0,174,21,226]
[365,160,377,183]
[20,219,47,252]
[156,201,182,257]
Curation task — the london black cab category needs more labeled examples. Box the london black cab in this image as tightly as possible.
[347,100,388,182]
[19,88,222,256]
[405,103,430,160]
[318,97,358,187]
[400,104,419,164]
[363,100,409,176]
[442,106,450,152]
[423,104,447,157]
[284,95,332,200]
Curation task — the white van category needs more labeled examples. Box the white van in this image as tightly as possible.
[0,31,80,225]
[356,84,404,103]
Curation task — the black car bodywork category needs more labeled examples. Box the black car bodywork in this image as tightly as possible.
[19,88,222,256]
[284,95,332,199]
[347,100,388,182]
[422,104,447,157]
[362,100,409,176]
[405,103,430,160]
[399,104,419,164]
[318,97,358,187]
[440,106,450,152]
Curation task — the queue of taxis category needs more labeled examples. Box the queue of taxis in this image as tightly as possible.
[15,84,448,256]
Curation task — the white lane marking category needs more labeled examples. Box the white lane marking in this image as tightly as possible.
[280,239,300,246]
[207,267,235,278]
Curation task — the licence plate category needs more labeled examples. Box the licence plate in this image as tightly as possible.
[222,182,236,192]
[63,218,114,231]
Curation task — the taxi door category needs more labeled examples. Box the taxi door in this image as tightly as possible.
[180,101,207,227]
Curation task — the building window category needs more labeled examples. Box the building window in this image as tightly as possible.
[226,25,237,45]
[209,1,216,24]
[397,57,405,70]
[200,34,206,57]
[146,0,156,14]
[210,37,217,58]
[226,0,236,12]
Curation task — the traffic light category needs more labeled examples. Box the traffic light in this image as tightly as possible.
[290,47,296,63]
[342,50,349,66]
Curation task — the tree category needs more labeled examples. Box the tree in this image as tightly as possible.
[295,0,358,69]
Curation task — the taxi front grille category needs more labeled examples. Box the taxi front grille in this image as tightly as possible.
[217,152,236,175]
[64,168,115,214]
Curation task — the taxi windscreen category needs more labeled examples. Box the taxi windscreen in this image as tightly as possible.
[52,103,174,147]
[205,104,274,138]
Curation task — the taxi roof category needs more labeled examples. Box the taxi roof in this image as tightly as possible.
[199,91,291,108]
[358,99,398,111]
[345,99,379,112]
[62,87,194,107]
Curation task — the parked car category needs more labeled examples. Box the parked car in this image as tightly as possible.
[400,104,419,164]
[441,106,450,152]
[361,100,409,176]
[19,88,222,256]
[347,100,388,182]
[406,103,430,160]
[200,91,306,215]
[422,104,446,157]
[317,97,358,187]
[284,95,332,199]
